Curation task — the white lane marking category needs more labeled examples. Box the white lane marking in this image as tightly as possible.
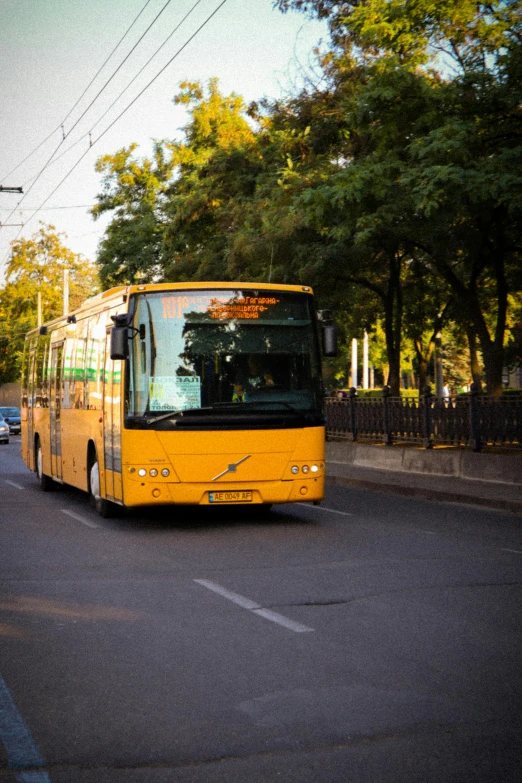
[4,480,24,490]
[315,507,353,517]
[61,509,99,529]
[501,548,522,555]
[194,579,259,610]
[194,579,314,633]
[297,505,352,517]
[252,608,314,633]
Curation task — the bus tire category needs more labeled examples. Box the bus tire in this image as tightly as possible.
[35,438,55,492]
[88,451,115,519]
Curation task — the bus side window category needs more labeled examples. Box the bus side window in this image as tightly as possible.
[62,335,74,409]
[74,319,87,409]
[21,342,30,410]
[35,335,47,407]
[42,338,50,408]
[86,312,105,410]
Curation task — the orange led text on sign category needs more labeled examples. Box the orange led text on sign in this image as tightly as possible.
[161,295,280,320]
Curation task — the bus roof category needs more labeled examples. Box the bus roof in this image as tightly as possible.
[88,281,312,298]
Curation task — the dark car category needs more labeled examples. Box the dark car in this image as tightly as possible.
[0,406,21,434]
[0,414,9,444]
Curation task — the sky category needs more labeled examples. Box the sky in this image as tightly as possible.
[0,0,327,280]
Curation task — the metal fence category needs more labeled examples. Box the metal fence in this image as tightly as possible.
[325,386,522,451]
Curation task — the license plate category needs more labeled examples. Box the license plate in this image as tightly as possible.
[209,490,253,503]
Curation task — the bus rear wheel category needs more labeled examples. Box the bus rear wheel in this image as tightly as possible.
[36,439,54,492]
[89,453,116,518]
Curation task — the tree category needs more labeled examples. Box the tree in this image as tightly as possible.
[276,0,522,394]
[0,224,99,383]
[161,79,261,281]
[91,3,521,393]
[93,79,261,285]
[92,142,172,287]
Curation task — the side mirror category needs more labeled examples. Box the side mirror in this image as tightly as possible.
[110,326,129,360]
[322,324,338,357]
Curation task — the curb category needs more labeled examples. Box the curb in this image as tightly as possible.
[326,475,522,515]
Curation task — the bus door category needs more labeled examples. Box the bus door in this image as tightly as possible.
[102,329,123,504]
[25,349,36,469]
[49,342,63,481]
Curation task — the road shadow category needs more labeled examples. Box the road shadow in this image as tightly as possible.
[115,502,322,533]
[53,481,321,532]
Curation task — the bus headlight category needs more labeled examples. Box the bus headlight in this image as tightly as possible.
[302,465,310,474]
[311,465,319,473]
[138,469,147,477]
[149,469,158,477]
[161,468,170,477]
[291,466,299,474]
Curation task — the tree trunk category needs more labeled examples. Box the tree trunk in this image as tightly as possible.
[482,344,504,397]
[429,212,509,398]
[466,325,483,391]
[383,254,403,396]
[416,355,429,395]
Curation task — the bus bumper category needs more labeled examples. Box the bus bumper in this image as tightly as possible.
[121,475,324,507]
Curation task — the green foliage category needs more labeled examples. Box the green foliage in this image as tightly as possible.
[91,4,522,394]
[92,142,171,286]
[0,224,99,383]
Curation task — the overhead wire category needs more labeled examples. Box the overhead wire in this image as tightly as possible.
[63,0,175,142]
[0,0,155,184]
[0,0,159,235]
[13,0,229,237]
[0,204,95,212]
[20,0,205,189]
[0,0,187,267]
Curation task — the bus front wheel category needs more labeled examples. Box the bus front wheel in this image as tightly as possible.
[89,453,115,518]
[36,439,54,492]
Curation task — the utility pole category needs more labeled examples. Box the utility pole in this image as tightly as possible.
[63,269,69,315]
[434,329,444,399]
[351,338,358,389]
[363,331,369,389]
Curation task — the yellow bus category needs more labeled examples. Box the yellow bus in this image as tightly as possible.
[21,282,336,517]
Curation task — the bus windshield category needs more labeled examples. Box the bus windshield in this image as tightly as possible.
[126,289,322,426]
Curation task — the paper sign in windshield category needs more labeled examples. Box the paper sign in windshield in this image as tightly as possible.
[150,376,201,411]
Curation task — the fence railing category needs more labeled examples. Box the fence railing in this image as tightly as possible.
[325,385,522,451]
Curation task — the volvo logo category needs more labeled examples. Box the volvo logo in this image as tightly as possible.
[212,455,251,481]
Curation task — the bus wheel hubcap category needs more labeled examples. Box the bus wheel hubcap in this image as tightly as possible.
[91,461,100,500]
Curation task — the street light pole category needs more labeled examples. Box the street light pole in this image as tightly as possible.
[434,329,444,399]
[351,338,358,389]
[363,331,369,389]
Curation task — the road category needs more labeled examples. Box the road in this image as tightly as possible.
[1,437,521,782]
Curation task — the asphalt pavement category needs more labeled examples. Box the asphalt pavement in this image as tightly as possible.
[326,443,522,514]
[1,436,521,782]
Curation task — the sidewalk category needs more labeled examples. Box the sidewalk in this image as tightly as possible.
[325,441,522,514]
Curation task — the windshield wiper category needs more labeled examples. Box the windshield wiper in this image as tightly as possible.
[130,401,314,426]
[139,407,216,425]
[134,404,242,425]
